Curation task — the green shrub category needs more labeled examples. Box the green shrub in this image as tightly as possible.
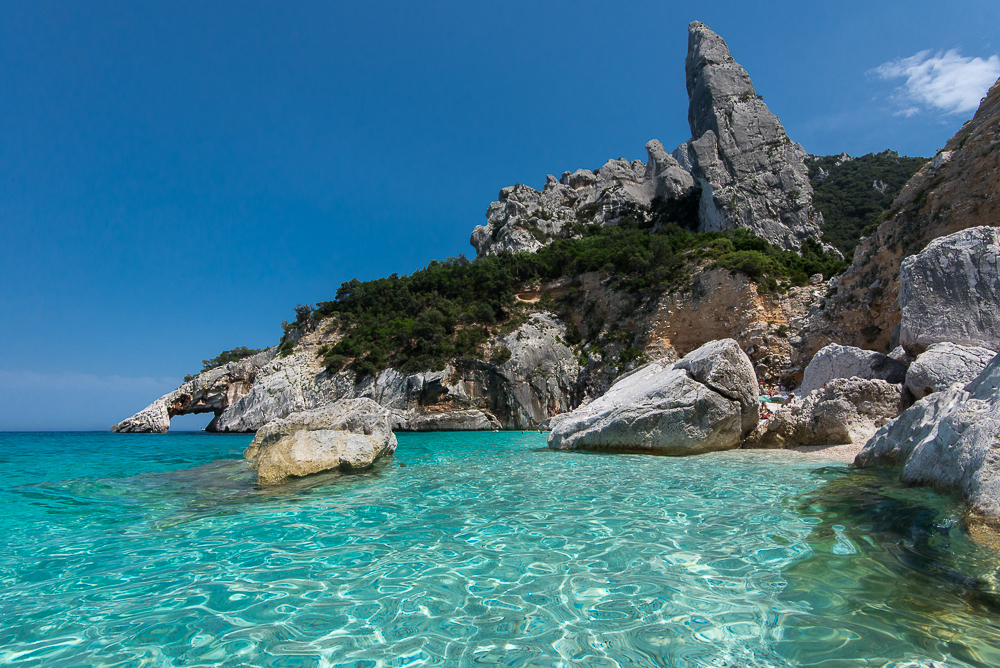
[492,346,512,365]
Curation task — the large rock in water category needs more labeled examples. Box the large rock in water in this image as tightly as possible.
[755,378,901,448]
[856,350,1000,520]
[899,226,1000,355]
[798,343,907,396]
[673,21,823,251]
[244,398,397,485]
[548,339,757,454]
[905,342,997,400]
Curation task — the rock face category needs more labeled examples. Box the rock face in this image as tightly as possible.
[898,226,1000,355]
[755,378,901,448]
[905,342,997,400]
[798,343,907,396]
[111,349,276,433]
[471,140,694,258]
[114,314,580,433]
[548,339,757,454]
[673,22,823,251]
[804,76,1000,358]
[856,351,1000,520]
[244,398,397,485]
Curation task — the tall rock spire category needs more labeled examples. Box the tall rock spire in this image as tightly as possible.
[675,21,824,251]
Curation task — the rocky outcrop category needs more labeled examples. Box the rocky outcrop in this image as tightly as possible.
[754,378,901,448]
[804,76,999,357]
[391,409,501,431]
[905,342,997,400]
[855,351,1000,521]
[548,339,757,454]
[111,349,276,433]
[673,21,823,251]
[798,343,907,396]
[114,313,580,433]
[898,226,1000,355]
[470,140,694,258]
[244,398,396,485]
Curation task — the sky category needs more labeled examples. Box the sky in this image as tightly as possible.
[2,0,999,431]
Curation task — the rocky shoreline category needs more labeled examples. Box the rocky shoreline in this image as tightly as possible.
[113,22,1000,524]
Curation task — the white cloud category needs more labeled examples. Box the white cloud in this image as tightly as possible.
[872,49,1000,116]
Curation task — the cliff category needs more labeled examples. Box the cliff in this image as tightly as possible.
[803,76,1000,362]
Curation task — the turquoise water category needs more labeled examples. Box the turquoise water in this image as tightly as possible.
[2,432,1000,667]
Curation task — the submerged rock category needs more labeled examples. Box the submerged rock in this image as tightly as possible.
[856,350,1000,520]
[798,343,907,396]
[899,226,1000,355]
[905,342,997,400]
[547,339,757,455]
[244,398,397,485]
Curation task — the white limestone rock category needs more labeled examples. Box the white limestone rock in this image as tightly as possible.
[244,398,397,485]
[856,350,1000,520]
[798,343,907,397]
[547,339,757,455]
[899,226,1000,355]
[675,21,823,251]
[758,378,901,448]
[905,342,997,400]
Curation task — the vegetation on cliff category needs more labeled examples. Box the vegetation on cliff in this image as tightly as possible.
[183,346,266,382]
[310,221,846,376]
[808,151,927,256]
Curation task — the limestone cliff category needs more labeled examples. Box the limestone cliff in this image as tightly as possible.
[114,313,581,433]
[473,21,829,259]
[470,140,693,258]
[804,76,1000,361]
[674,22,824,251]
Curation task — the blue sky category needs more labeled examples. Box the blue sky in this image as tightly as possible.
[2,0,998,430]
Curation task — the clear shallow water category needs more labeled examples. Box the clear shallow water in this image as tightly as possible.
[2,432,1000,667]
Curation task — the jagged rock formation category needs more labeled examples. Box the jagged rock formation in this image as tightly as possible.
[905,342,997,401]
[472,21,829,259]
[898,226,1000,354]
[548,339,757,454]
[673,22,823,250]
[855,350,1000,522]
[114,313,580,433]
[111,349,276,433]
[470,140,694,258]
[805,76,1000,359]
[798,343,906,396]
[243,398,397,485]
[752,377,901,448]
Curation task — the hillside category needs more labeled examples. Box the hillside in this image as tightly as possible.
[808,151,928,256]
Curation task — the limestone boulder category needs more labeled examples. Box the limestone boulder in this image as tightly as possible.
[905,342,996,400]
[548,339,757,455]
[856,350,1000,520]
[899,226,1000,355]
[391,409,501,431]
[244,398,396,485]
[798,343,907,396]
[757,378,901,448]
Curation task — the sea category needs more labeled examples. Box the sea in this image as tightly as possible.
[3,430,1000,667]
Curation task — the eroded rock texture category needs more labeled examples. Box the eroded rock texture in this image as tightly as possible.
[471,140,694,258]
[898,226,1000,355]
[754,377,901,448]
[798,343,906,396]
[547,339,757,455]
[674,22,823,250]
[856,351,1000,521]
[805,76,1000,358]
[905,342,997,400]
[244,398,397,485]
